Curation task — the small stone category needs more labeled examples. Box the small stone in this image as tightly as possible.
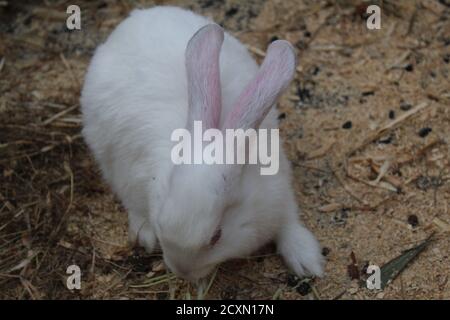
[342,121,352,129]
[362,91,375,96]
[277,112,286,120]
[271,35,279,41]
[407,214,419,228]
[388,110,395,119]
[405,64,414,72]
[400,102,412,111]
[322,247,331,256]
[286,274,299,287]
[297,87,312,102]
[378,134,393,144]
[444,54,450,64]
[311,66,320,76]
[416,176,431,191]
[225,7,238,17]
[296,282,312,296]
[418,127,432,138]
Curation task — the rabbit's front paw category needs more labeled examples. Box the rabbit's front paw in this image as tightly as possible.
[278,222,324,277]
[128,214,156,253]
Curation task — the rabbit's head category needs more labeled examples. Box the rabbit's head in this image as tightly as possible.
[154,24,297,281]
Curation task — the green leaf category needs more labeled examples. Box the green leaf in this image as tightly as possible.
[379,235,433,290]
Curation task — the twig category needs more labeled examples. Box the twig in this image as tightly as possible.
[404,3,419,36]
[198,267,218,299]
[60,53,80,88]
[63,162,74,214]
[41,104,78,125]
[397,138,445,166]
[333,169,367,205]
[0,134,82,163]
[386,50,411,70]
[247,45,265,58]
[347,102,430,157]
[0,57,5,73]
[100,269,132,297]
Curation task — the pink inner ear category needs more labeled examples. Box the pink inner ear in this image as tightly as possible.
[222,40,297,130]
[185,24,224,130]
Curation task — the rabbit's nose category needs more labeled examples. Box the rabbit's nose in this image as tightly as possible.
[167,263,192,279]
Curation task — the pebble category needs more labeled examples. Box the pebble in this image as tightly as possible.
[296,282,312,296]
[418,127,432,138]
[378,134,393,144]
[322,247,331,256]
[444,54,450,64]
[405,64,414,72]
[270,35,279,43]
[400,102,412,111]
[342,121,352,129]
[362,91,375,96]
[286,274,300,287]
[407,214,419,228]
[388,110,395,119]
[225,7,238,17]
[277,112,286,120]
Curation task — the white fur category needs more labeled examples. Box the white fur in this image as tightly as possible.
[81,6,324,281]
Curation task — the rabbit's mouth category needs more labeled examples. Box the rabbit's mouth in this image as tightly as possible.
[165,258,215,283]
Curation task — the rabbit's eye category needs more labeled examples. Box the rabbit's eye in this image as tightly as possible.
[209,228,222,246]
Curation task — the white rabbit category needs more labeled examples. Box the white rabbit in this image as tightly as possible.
[81,6,324,281]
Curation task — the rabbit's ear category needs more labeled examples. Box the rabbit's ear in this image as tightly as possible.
[185,24,224,130]
[222,40,296,130]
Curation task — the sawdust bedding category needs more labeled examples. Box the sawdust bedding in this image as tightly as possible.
[0,0,449,299]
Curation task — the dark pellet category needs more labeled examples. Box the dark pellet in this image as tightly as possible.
[322,247,331,256]
[416,176,431,191]
[311,66,320,75]
[270,35,279,43]
[389,110,395,119]
[400,102,412,111]
[418,127,432,138]
[296,282,312,296]
[405,64,414,72]
[277,112,286,120]
[297,87,312,102]
[342,121,352,129]
[225,7,238,17]
[200,0,215,8]
[362,91,375,96]
[304,31,311,38]
[444,54,450,64]
[378,135,393,144]
[286,274,299,287]
[407,214,419,228]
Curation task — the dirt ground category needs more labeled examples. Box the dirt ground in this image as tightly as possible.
[1,0,449,300]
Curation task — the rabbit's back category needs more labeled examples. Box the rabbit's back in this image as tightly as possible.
[81,7,267,213]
